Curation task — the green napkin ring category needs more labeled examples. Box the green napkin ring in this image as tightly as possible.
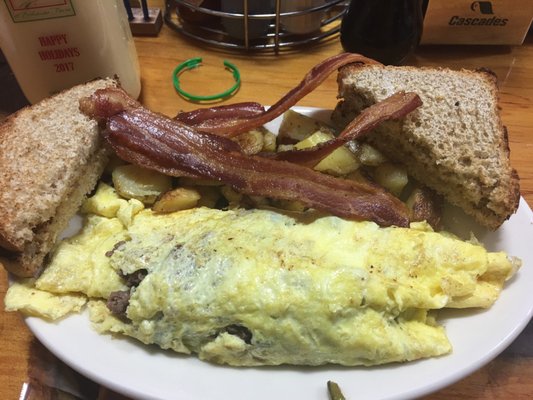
[173,57,241,102]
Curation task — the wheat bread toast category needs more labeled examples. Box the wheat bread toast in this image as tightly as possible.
[333,64,520,230]
[0,78,116,277]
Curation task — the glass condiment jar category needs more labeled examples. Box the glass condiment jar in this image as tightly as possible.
[0,0,141,104]
[340,0,425,65]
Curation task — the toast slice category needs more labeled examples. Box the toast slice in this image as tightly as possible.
[333,64,520,230]
[0,78,117,277]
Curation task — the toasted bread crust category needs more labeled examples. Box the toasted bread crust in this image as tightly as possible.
[333,64,520,229]
[0,79,116,277]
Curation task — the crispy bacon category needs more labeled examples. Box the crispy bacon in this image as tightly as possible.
[178,53,380,137]
[81,87,410,227]
[175,102,265,129]
[262,92,422,167]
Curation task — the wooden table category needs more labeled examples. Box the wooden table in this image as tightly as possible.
[1,6,532,399]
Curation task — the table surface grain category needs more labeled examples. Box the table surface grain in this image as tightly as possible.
[1,5,532,399]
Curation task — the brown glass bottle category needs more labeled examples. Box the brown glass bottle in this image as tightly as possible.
[340,0,426,65]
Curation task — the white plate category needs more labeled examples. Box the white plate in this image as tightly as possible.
[24,108,533,400]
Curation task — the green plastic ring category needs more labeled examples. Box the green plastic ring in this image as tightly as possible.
[172,57,241,102]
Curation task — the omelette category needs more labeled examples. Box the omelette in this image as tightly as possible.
[5,183,520,367]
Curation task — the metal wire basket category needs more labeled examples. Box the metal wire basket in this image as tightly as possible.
[165,0,347,51]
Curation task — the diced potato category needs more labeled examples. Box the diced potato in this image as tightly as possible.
[112,164,172,205]
[295,131,360,176]
[220,185,243,207]
[295,130,331,149]
[247,195,270,207]
[345,169,372,185]
[152,187,201,213]
[228,126,276,155]
[270,199,308,212]
[262,130,277,152]
[373,163,409,197]
[196,186,221,208]
[277,144,295,152]
[316,152,359,176]
[82,182,124,217]
[278,109,335,142]
[233,129,264,155]
[173,178,223,208]
[356,143,388,166]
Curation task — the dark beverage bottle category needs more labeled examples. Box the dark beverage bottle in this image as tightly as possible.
[340,0,426,65]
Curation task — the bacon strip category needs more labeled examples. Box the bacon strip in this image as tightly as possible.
[263,92,422,167]
[81,88,410,227]
[175,102,264,129]
[180,53,380,137]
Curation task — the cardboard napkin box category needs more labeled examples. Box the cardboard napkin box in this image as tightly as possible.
[421,0,533,45]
